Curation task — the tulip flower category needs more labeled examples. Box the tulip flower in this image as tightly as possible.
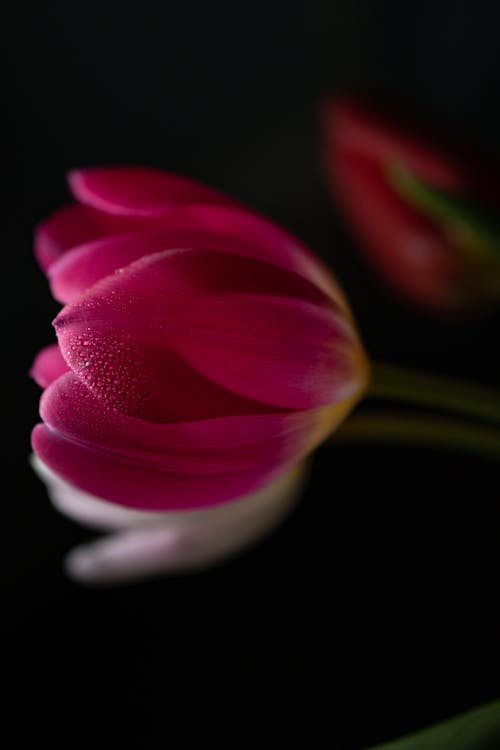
[322,97,500,314]
[31,166,370,583]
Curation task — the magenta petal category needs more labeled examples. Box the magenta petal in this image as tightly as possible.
[155,203,343,300]
[48,230,193,304]
[173,297,356,410]
[49,236,333,306]
[34,205,107,271]
[30,344,69,388]
[34,203,143,272]
[39,190,342,305]
[68,166,233,217]
[51,335,284,423]
[55,249,356,415]
[32,423,290,510]
[39,372,318,477]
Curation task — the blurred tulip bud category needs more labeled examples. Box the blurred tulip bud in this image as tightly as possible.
[322,97,500,314]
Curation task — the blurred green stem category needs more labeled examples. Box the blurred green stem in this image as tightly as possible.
[335,410,500,461]
[368,362,500,425]
[360,698,500,750]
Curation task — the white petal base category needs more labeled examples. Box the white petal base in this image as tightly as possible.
[31,455,308,585]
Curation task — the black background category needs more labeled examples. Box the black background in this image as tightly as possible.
[4,1,500,744]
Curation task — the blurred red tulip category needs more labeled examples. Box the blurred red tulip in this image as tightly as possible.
[322,97,500,314]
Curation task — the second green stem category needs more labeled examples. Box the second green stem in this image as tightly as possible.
[368,362,500,425]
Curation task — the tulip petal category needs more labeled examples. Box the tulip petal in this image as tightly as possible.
[39,371,332,477]
[32,452,306,533]
[54,250,360,415]
[48,231,334,306]
[37,460,306,584]
[68,166,233,217]
[173,296,358,410]
[65,526,188,584]
[39,195,344,306]
[48,202,343,305]
[30,344,69,388]
[48,230,191,304]
[31,453,164,529]
[34,204,140,272]
[35,205,102,271]
[156,203,345,302]
[35,365,349,509]
[32,421,298,510]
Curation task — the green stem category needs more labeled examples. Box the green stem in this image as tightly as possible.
[334,410,500,461]
[368,362,500,426]
[362,698,500,750]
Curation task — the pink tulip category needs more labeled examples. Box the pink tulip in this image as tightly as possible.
[31,166,369,582]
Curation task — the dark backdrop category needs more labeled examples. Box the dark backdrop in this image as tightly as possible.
[4,1,500,744]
